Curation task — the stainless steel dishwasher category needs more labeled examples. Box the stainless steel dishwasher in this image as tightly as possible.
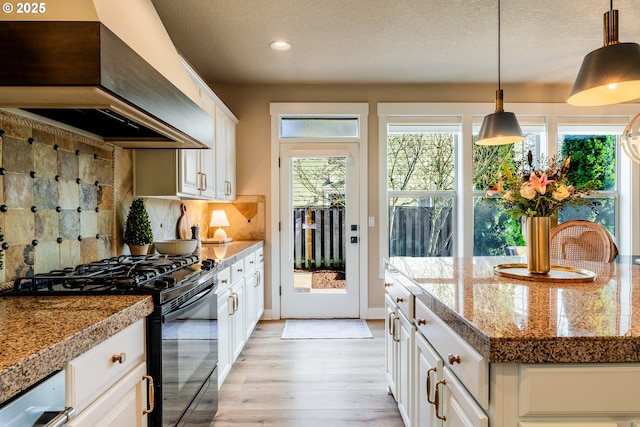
[0,370,74,427]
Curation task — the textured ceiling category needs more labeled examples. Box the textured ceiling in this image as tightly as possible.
[150,0,640,85]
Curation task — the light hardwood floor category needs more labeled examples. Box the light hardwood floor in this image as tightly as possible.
[212,320,404,427]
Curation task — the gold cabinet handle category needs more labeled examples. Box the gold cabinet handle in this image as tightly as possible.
[142,374,155,415]
[221,279,228,284]
[448,353,461,365]
[426,366,437,405]
[387,312,395,337]
[249,260,254,264]
[237,268,243,273]
[417,318,427,325]
[111,352,126,364]
[396,297,404,303]
[393,317,400,342]
[435,379,447,421]
[228,294,235,315]
[384,282,391,287]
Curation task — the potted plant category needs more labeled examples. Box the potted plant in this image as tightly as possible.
[124,198,153,255]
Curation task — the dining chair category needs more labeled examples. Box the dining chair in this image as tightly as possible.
[549,220,618,262]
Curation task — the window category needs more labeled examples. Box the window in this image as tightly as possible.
[379,103,638,262]
[386,120,458,257]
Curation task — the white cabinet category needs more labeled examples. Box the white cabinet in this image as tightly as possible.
[385,272,414,427]
[134,58,236,201]
[216,244,264,388]
[133,148,215,200]
[415,330,443,426]
[216,266,232,387]
[437,367,488,427]
[215,104,237,201]
[66,320,151,426]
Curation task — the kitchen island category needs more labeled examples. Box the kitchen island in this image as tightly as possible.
[0,295,153,404]
[385,256,640,426]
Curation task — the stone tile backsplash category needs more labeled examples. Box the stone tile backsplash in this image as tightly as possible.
[0,110,114,283]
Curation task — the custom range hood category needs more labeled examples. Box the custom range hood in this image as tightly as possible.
[0,1,213,149]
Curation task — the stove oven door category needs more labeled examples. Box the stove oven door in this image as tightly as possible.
[160,284,218,426]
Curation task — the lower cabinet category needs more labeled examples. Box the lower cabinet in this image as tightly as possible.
[385,293,413,426]
[387,278,640,427]
[216,244,264,388]
[66,319,151,427]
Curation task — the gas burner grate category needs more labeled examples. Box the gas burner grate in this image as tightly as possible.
[12,254,200,292]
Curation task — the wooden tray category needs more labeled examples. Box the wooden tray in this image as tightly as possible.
[493,263,596,283]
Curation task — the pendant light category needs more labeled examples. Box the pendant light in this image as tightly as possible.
[621,113,640,163]
[568,1,640,106]
[476,0,524,146]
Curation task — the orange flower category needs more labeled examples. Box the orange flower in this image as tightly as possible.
[527,172,553,195]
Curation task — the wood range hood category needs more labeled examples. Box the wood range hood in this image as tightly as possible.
[0,20,213,149]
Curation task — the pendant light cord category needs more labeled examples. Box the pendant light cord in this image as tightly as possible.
[497,0,501,91]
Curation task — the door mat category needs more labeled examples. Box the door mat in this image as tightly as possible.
[281,319,373,339]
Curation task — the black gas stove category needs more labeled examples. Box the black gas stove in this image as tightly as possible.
[9,254,217,306]
[5,253,221,427]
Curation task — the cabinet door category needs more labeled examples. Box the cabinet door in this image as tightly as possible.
[217,287,232,387]
[231,278,246,362]
[416,331,444,427]
[199,147,216,199]
[66,363,149,427]
[255,262,264,323]
[397,309,412,427]
[385,294,398,399]
[438,368,488,427]
[214,106,236,201]
[245,267,258,336]
[179,149,202,197]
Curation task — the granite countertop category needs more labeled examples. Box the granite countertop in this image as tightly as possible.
[0,295,153,404]
[387,256,640,364]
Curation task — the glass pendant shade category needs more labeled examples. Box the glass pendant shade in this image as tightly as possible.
[476,89,524,146]
[568,7,640,106]
[621,113,640,163]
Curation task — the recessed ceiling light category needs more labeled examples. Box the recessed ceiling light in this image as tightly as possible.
[270,41,291,51]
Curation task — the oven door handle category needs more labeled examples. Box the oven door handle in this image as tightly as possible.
[163,283,216,323]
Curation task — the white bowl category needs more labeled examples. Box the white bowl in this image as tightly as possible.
[154,239,197,255]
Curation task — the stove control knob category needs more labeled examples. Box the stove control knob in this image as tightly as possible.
[154,279,168,289]
[201,259,216,270]
[165,277,177,288]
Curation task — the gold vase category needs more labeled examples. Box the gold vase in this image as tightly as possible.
[526,216,551,274]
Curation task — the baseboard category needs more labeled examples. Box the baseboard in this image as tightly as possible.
[365,307,385,319]
[259,308,384,321]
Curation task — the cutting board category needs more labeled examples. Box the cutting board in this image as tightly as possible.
[177,204,190,239]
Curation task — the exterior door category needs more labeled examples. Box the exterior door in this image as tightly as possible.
[280,143,360,318]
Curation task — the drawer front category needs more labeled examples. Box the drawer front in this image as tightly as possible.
[255,247,264,265]
[384,271,414,319]
[231,259,245,283]
[519,364,640,416]
[217,267,231,291]
[415,299,488,409]
[244,251,256,273]
[66,320,145,413]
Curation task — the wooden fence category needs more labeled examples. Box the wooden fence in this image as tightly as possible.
[389,205,453,257]
[293,207,345,269]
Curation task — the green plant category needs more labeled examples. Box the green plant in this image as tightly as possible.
[123,198,153,246]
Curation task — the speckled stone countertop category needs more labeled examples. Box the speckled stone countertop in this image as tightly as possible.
[387,256,640,364]
[0,295,153,404]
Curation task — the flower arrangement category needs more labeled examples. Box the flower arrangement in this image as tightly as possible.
[487,151,591,218]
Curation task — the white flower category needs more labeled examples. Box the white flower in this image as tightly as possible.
[552,184,570,201]
[519,184,537,200]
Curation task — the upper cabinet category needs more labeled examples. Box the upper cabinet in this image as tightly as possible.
[133,59,236,201]
[215,103,237,201]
